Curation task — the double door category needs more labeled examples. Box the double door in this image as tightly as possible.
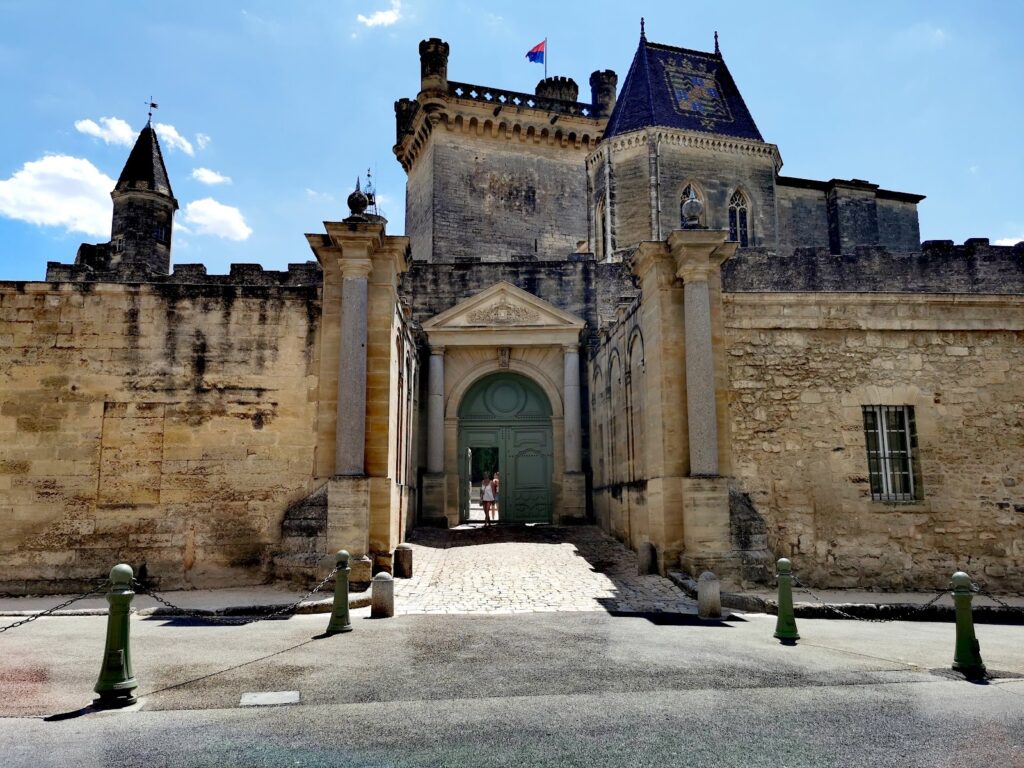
[458,422,552,525]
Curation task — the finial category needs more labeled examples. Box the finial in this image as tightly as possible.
[714,31,720,55]
[145,97,159,123]
[347,178,369,219]
[640,17,646,40]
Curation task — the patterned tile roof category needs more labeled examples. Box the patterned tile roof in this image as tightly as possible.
[116,122,175,199]
[603,35,764,142]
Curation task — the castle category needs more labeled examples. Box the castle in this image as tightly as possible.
[2,30,1022,594]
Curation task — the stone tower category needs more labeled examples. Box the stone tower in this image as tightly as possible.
[75,120,179,276]
[586,31,781,261]
[110,121,179,274]
[394,38,613,263]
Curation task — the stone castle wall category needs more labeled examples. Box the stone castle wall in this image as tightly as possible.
[0,279,322,594]
[408,129,591,262]
[723,292,1024,590]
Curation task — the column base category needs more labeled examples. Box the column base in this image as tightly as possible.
[420,473,449,528]
[558,472,588,524]
[680,476,741,583]
[327,475,370,556]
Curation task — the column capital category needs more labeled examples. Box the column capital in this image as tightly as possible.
[667,229,737,283]
[561,343,580,354]
[338,258,373,280]
[429,345,446,356]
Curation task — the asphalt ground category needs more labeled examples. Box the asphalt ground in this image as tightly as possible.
[1,608,1022,767]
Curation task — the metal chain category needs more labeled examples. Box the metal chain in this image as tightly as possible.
[0,582,110,633]
[132,567,340,626]
[791,576,950,623]
[973,587,1023,613]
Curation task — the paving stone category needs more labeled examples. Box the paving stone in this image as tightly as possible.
[394,525,697,615]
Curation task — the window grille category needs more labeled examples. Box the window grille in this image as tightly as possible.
[728,190,749,247]
[862,405,921,501]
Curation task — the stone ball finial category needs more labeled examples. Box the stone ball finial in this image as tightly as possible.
[347,180,369,218]
[682,188,704,228]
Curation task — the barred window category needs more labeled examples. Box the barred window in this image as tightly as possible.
[728,190,749,247]
[862,405,922,501]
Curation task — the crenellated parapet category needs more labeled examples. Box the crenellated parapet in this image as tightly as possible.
[45,260,323,287]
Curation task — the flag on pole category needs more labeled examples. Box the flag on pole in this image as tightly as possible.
[525,39,546,64]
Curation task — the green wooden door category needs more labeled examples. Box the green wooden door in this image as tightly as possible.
[458,373,553,525]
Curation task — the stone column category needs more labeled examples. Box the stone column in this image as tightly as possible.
[681,276,718,476]
[563,344,582,473]
[427,347,445,474]
[336,259,372,476]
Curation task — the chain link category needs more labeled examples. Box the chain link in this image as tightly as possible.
[973,587,1024,613]
[791,576,950,623]
[0,582,110,633]
[132,567,340,625]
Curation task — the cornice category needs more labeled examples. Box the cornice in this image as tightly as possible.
[586,126,783,172]
[394,96,606,173]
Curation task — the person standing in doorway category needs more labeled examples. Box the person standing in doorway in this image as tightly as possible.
[492,471,500,523]
[481,473,495,525]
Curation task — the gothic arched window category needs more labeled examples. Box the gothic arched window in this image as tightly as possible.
[728,190,749,247]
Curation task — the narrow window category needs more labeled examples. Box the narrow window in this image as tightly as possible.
[728,190,749,247]
[862,405,922,501]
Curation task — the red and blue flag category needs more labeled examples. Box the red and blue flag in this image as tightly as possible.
[526,39,546,64]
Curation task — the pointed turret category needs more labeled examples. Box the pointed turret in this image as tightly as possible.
[108,121,179,275]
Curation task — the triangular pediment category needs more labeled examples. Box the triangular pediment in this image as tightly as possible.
[423,282,585,332]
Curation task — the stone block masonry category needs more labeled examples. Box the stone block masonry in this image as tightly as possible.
[0,279,322,595]
[724,292,1024,591]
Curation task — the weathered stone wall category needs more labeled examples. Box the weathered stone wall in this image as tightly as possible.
[723,242,1024,293]
[410,129,590,262]
[0,280,321,594]
[588,132,779,255]
[775,183,830,253]
[724,293,1024,590]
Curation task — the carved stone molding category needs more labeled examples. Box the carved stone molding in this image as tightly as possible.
[467,300,540,325]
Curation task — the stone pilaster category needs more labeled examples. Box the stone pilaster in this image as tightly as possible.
[562,344,582,473]
[427,347,445,474]
[336,258,372,476]
[667,229,739,580]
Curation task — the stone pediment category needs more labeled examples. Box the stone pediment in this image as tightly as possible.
[422,282,584,346]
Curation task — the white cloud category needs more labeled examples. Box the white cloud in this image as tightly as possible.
[0,154,113,237]
[902,22,950,50]
[192,167,232,185]
[305,187,335,202]
[994,237,1022,246]
[182,197,252,240]
[357,0,402,27]
[195,133,212,150]
[74,116,136,147]
[154,123,194,156]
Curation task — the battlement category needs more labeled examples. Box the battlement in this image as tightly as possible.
[44,260,322,287]
[448,80,593,118]
[722,240,1024,294]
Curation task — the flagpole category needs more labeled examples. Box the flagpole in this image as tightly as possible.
[544,37,548,78]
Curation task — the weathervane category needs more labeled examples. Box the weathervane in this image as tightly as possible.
[145,97,159,122]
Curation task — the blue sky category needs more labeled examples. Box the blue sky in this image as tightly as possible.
[1,0,1022,281]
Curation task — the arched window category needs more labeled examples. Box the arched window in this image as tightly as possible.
[680,183,704,227]
[728,190,749,247]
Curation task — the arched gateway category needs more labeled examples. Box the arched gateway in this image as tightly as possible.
[457,373,553,524]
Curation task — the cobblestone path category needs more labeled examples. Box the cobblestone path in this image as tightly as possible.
[394,524,697,615]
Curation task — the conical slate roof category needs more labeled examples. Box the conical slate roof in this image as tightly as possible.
[603,34,763,142]
[115,122,176,201]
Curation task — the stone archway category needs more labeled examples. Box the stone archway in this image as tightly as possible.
[457,372,553,525]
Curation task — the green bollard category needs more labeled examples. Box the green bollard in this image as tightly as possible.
[325,550,352,635]
[773,558,800,644]
[951,571,986,678]
[93,564,138,708]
